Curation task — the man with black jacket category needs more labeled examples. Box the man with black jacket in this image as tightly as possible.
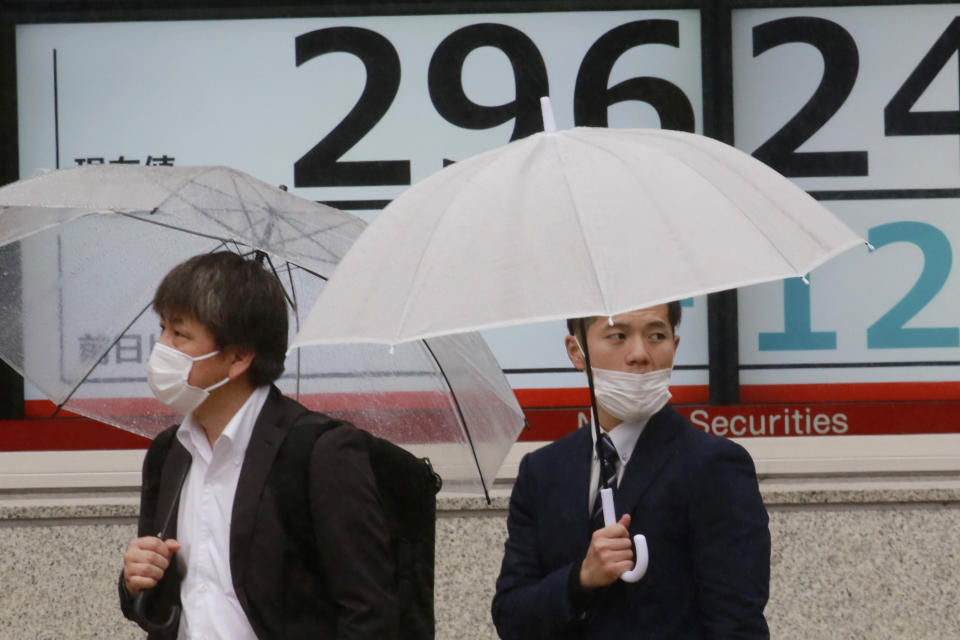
[119,252,397,639]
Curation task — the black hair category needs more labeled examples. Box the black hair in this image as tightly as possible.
[566,301,683,342]
[153,252,288,386]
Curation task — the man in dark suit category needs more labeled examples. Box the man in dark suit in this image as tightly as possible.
[119,252,397,639]
[492,302,770,639]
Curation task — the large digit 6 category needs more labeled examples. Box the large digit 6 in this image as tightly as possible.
[574,20,694,132]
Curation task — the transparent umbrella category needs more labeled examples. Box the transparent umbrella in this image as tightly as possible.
[0,164,525,496]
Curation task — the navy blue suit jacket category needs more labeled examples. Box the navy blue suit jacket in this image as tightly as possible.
[492,405,770,639]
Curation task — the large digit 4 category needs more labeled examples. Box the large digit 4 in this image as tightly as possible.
[885,17,960,138]
[867,222,958,349]
[428,24,549,144]
[751,17,867,177]
[574,20,694,132]
[759,277,837,351]
[294,27,410,188]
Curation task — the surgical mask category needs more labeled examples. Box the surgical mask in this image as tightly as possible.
[573,337,672,423]
[592,367,672,423]
[146,342,230,415]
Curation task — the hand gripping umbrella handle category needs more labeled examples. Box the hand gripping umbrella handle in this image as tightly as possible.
[600,487,649,583]
[132,588,180,635]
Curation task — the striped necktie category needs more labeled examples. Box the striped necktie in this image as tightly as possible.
[591,432,620,529]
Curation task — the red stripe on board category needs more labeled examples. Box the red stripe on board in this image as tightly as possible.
[519,401,960,441]
[0,419,151,451]
[25,391,463,419]
[8,382,960,451]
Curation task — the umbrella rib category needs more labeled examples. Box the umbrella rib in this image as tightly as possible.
[143,168,284,253]
[393,151,510,340]
[146,165,362,267]
[573,132,706,297]
[228,172,263,247]
[56,236,236,414]
[145,165,222,216]
[284,263,302,401]
[421,338,491,504]
[550,134,614,314]
[638,130,828,275]
[54,296,166,415]
[118,212,246,245]
[222,171,352,264]
[271,214,355,263]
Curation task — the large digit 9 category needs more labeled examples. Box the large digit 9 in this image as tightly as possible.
[751,17,867,177]
[428,24,549,142]
[294,27,410,188]
[867,222,958,349]
[574,20,694,131]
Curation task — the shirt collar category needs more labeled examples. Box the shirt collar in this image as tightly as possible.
[177,385,271,465]
[589,415,649,465]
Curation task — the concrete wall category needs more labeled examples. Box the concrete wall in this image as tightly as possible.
[2,476,959,639]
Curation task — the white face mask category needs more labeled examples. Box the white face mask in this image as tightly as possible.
[146,342,230,415]
[592,367,672,424]
[573,337,672,423]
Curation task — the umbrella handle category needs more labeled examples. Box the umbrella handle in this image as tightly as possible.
[132,588,181,635]
[600,487,649,583]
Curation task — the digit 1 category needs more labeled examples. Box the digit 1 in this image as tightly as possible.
[759,277,837,351]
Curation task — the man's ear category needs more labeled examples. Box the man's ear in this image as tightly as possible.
[565,335,586,371]
[226,346,256,380]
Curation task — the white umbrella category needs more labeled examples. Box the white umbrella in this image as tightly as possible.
[292,122,866,347]
[290,102,869,581]
[0,164,525,496]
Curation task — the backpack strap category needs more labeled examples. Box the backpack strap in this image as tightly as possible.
[270,410,346,571]
[139,424,181,537]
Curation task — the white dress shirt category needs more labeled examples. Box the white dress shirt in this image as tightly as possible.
[587,416,649,515]
[174,385,270,640]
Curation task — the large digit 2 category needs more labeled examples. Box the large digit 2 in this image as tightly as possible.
[751,17,867,177]
[294,27,410,188]
[759,277,837,351]
[867,222,959,349]
[574,20,694,132]
[428,24,549,142]
[885,17,960,137]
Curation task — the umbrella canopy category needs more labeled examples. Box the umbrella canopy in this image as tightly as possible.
[0,164,525,495]
[289,116,869,585]
[292,127,866,347]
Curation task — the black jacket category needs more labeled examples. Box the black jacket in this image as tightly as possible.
[119,385,398,639]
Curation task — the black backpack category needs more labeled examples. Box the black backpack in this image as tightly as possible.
[272,410,442,640]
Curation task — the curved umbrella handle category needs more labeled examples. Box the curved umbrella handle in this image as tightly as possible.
[132,588,180,635]
[600,487,649,583]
